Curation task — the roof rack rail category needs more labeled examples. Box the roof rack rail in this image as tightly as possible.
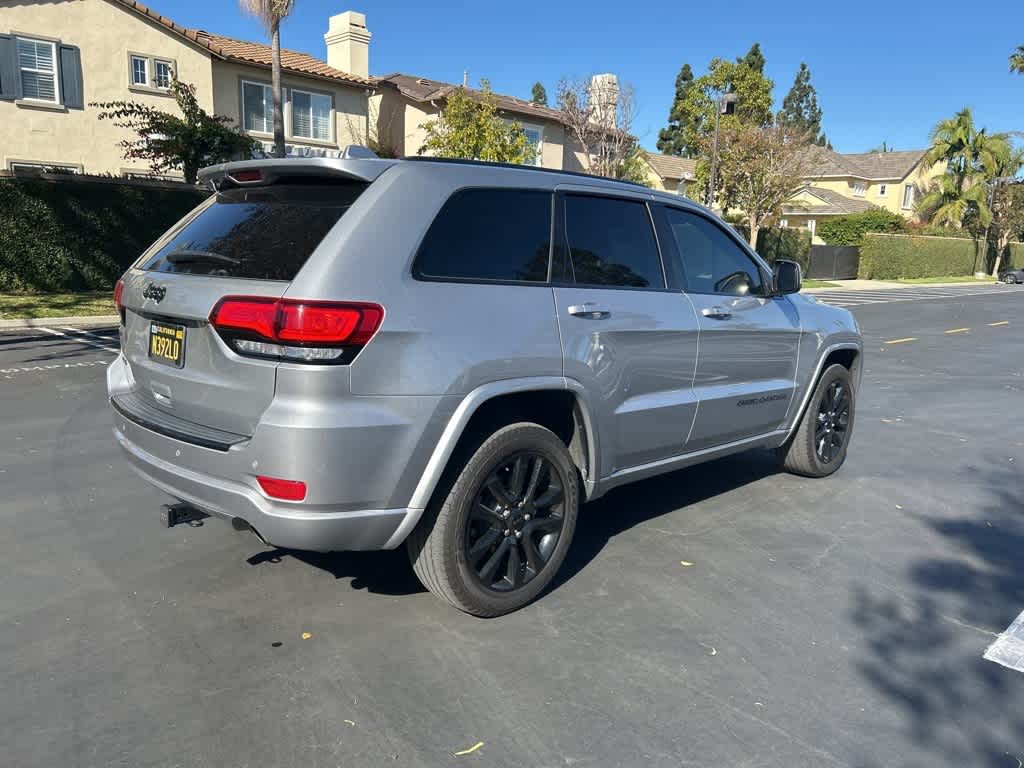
[402,156,647,188]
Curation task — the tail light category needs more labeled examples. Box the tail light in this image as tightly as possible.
[114,278,126,324]
[210,297,384,364]
[257,475,307,501]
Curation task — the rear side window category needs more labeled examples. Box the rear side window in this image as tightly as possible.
[140,182,366,280]
[414,188,552,282]
[561,194,664,289]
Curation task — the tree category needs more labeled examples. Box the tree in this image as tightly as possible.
[990,182,1024,276]
[777,62,827,146]
[92,79,257,184]
[868,141,892,153]
[1010,45,1024,74]
[556,76,639,179]
[918,107,1014,231]
[530,81,548,106]
[674,57,774,159]
[737,43,766,74]
[705,123,811,248]
[418,83,536,165]
[239,0,294,158]
[656,63,695,156]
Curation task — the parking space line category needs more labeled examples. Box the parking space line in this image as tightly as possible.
[985,609,1024,673]
[944,328,970,335]
[37,327,119,354]
[989,321,1010,327]
[884,337,917,344]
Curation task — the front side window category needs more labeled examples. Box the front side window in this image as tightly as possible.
[242,81,273,134]
[562,195,664,289]
[415,189,551,282]
[130,55,149,86]
[153,60,173,89]
[17,37,58,102]
[291,89,332,141]
[902,184,915,209]
[660,207,763,296]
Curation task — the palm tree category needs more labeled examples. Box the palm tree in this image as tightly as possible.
[1011,45,1024,74]
[239,0,295,158]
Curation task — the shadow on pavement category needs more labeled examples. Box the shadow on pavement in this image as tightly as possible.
[850,464,1024,768]
[247,546,426,596]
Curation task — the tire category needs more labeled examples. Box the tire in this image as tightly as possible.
[1005,274,1019,285]
[406,422,579,617]
[777,364,855,478]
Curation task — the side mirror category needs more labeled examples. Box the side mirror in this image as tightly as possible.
[773,260,802,295]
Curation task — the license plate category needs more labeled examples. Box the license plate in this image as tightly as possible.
[149,322,186,368]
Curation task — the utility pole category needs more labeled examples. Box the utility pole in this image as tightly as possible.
[706,92,738,210]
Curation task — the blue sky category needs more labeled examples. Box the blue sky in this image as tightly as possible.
[165,0,1022,153]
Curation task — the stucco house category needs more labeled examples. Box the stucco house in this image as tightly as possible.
[0,0,376,177]
[640,152,697,195]
[781,146,944,239]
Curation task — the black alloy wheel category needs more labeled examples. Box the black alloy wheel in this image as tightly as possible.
[815,379,851,464]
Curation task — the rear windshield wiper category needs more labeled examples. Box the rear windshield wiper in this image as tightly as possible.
[165,250,240,265]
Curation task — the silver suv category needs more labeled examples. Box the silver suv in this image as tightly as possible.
[108,155,862,616]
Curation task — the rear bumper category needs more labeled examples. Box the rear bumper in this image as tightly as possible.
[114,419,409,551]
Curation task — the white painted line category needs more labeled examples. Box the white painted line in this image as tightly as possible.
[37,326,119,354]
[0,359,110,379]
[985,610,1024,673]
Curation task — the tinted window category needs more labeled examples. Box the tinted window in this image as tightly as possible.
[415,189,552,282]
[140,183,366,280]
[562,195,664,289]
[661,208,764,296]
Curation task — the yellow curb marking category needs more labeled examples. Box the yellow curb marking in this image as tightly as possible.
[453,742,484,756]
[944,328,970,334]
[884,337,917,344]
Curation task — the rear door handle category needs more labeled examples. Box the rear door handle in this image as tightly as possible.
[701,306,732,320]
[568,304,611,319]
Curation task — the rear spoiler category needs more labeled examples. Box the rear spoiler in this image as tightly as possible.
[198,154,399,189]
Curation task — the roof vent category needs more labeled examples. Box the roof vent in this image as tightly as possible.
[416,78,431,85]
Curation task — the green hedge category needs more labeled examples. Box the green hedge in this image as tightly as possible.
[0,177,208,292]
[816,208,907,246]
[732,226,812,272]
[859,233,1024,279]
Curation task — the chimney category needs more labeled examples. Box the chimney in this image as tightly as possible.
[324,11,371,78]
[589,73,619,129]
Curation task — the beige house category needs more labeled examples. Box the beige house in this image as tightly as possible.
[0,0,375,176]
[640,153,696,195]
[781,146,944,239]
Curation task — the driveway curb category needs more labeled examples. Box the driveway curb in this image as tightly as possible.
[0,315,119,330]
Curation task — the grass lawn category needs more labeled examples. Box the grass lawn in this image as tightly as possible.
[0,292,116,320]
[892,275,994,285]
[802,280,841,289]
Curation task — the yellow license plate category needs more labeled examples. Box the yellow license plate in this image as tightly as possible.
[149,322,186,368]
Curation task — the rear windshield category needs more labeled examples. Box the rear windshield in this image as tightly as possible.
[139,182,367,280]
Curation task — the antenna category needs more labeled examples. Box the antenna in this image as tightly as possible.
[463,70,468,87]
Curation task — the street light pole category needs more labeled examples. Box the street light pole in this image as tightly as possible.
[706,92,737,210]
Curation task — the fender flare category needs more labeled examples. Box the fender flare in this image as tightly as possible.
[783,341,862,442]
[382,376,600,549]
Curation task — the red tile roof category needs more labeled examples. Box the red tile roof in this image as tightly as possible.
[110,0,374,88]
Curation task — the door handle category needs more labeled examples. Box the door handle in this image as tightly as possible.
[701,306,732,320]
[568,304,611,319]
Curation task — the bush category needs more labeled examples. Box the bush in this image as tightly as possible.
[731,226,811,272]
[0,177,207,292]
[858,233,1024,279]
[817,208,907,246]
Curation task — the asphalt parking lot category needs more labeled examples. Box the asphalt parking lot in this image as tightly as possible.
[2,284,1023,768]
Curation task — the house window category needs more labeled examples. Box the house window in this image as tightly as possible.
[778,218,789,228]
[130,55,148,87]
[877,183,887,196]
[807,219,817,238]
[153,60,173,89]
[9,161,80,175]
[902,184,915,209]
[242,80,273,134]
[290,88,332,141]
[851,182,866,197]
[521,124,543,166]
[16,37,59,103]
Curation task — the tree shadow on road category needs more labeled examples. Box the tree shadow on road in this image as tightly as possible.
[849,464,1024,768]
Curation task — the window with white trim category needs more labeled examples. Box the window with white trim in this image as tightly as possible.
[153,59,173,89]
[902,184,915,209]
[130,55,148,87]
[877,183,887,196]
[521,124,543,166]
[242,80,273,134]
[851,182,866,197]
[16,37,59,103]
[778,218,789,228]
[9,161,80,175]
[290,88,332,141]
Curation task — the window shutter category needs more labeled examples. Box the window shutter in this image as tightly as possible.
[59,44,83,109]
[0,35,16,100]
